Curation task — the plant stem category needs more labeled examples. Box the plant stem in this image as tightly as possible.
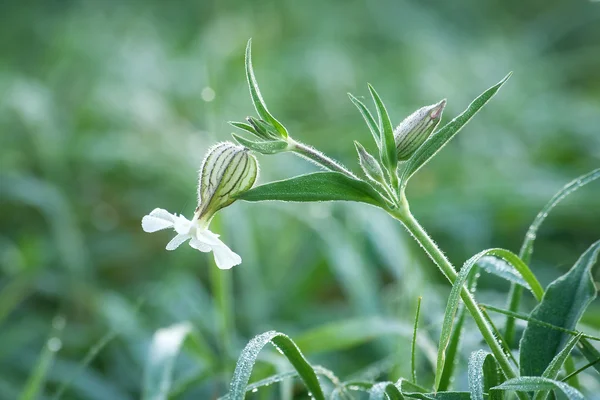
[387,198,524,389]
[288,139,359,180]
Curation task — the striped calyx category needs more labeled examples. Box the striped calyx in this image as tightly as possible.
[394,99,446,161]
[196,142,258,223]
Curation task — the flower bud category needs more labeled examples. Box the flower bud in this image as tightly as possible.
[355,141,385,184]
[394,99,446,161]
[196,142,258,223]
[246,117,280,140]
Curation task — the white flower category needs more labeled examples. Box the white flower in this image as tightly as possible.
[141,208,241,270]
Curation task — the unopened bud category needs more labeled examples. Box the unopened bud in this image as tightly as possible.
[246,117,280,140]
[394,99,446,161]
[355,141,385,184]
[196,142,258,223]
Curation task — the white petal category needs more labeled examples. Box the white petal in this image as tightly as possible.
[173,214,194,235]
[196,228,222,246]
[166,234,190,250]
[211,241,242,270]
[142,208,176,232]
[189,237,211,252]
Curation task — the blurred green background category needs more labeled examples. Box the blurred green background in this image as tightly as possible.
[1,0,599,398]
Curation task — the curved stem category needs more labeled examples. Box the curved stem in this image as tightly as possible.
[288,139,358,180]
[387,197,525,393]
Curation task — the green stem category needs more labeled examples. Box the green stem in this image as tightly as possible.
[288,139,358,180]
[388,198,524,391]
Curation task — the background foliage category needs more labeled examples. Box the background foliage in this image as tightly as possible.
[1,0,599,398]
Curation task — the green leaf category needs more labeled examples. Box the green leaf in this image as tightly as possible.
[577,339,600,375]
[142,322,192,400]
[367,84,398,175]
[437,270,479,391]
[236,172,386,206]
[410,297,422,384]
[533,333,583,400]
[520,240,600,376]
[245,39,288,138]
[468,351,502,400]
[354,141,387,186]
[520,168,600,264]
[231,133,288,154]
[229,121,259,137]
[477,256,531,292]
[218,366,339,400]
[227,330,324,400]
[348,93,381,149]
[492,377,584,400]
[505,168,600,346]
[400,72,512,186]
[435,247,540,390]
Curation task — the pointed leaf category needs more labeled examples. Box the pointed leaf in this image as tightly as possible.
[477,256,531,292]
[520,168,600,265]
[236,172,386,206]
[438,271,479,391]
[227,331,324,400]
[505,168,600,344]
[400,72,512,186]
[229,121,259,137]
[520,241,600,376]
[533,333,583,400]
[349,93,381,148]
[245,39,288,137]
[231,134,288,154]
[577,339,600,375]
[368,84,398,174]
[436,247,540,390]
[355,141,386,185]
[492,377,584,400]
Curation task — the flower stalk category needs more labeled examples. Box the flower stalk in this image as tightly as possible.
[386,192,525,391]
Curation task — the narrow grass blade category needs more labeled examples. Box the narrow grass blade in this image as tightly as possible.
[437,270,479,391]
[19,316,65,400]
[236,172,386,206]
[142,322,192,400]
[227,331,324,400]
[219,366,339,400]
[492,377,584,400]
[348,93,381,149]
[533,333,583,400]
[245,39,288,137]
[505,168,600,344]
[520,240,600,376]
[411,297,422,384]
[577,339,600,374]
[468,351,502,400]
[519,168,600,264]
[562,355,600,382]
[480,303,600,341]
[477,256,531,291]
[400,73,511,186]
[367,84,398,175]
[435,247,538,390]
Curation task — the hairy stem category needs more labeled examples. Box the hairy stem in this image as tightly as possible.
[388,197,525,393]
[288,139,358,179]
